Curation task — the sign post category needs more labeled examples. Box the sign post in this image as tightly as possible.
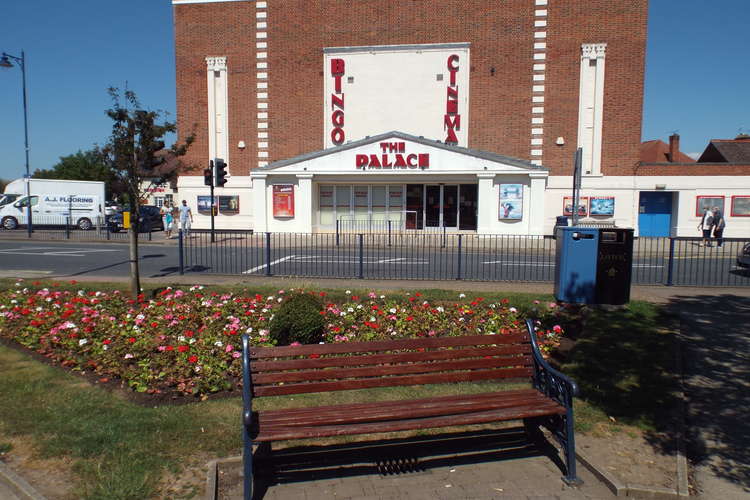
[208,160,215,243]
[572,148,583,226]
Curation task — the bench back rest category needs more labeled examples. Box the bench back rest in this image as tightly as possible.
[246,333,533,397]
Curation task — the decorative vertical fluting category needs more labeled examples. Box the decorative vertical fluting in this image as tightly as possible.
[530,0,548,166]
[256,1,269,167]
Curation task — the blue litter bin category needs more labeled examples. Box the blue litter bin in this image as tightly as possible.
[554,227,599,304]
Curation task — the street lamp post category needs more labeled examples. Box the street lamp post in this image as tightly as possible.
[1,50,32,237]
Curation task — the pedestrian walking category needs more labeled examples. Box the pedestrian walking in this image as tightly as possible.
[160,202,172,238]
[712,206,725,247]
[698,208,714,247]
[179,199,193,237]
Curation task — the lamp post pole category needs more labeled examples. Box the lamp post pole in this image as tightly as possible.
[1,50,32,237]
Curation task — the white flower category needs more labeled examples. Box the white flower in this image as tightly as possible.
[356,304,363,309]
[124,353,134,359]
[246,327,253,333]
[194,365,201,373]
[267,296,274,301]
[79,339,88,346]
[103,345,109,351]
[78,290,85,296]
[10,300,17,304]
[214,341,224,347]
[347,307,354,313]
[389,308,397,314]
[370,316,376,322]
[380,295,385,299]
[189,338,196,344]
[459,293,466,298]
[345,290,351,295]
[509,307,517,313]
[178,335,186,342]
[340,312,346,316]
[277,298,283,303]
[437,306,445,313]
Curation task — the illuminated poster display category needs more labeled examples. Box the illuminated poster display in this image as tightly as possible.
[499,184,523,220]
[219,196,239,215]
[589,197,615,216]
[272,184,295,218]
[197,196,218,215]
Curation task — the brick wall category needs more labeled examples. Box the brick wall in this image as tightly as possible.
[173,0,648,177]
[637,163,750,176]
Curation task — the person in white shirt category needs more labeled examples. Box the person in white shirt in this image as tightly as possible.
[697,208,714,247]
[179,200,193,237]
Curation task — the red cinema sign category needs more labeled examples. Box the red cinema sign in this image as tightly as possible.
[330,58,345,145]
[355,142,430,169]
[272,184,295,218]
[444,54,461,145]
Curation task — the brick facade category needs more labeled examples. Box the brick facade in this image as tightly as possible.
[173,0,648,177]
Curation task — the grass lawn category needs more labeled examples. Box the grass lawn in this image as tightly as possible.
[0,280,681,498]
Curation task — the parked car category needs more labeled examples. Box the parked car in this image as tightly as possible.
[108,205,164,233]
[737,242,750,269]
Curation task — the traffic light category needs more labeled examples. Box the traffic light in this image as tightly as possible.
[203,166,213,187]
[215,158,228,187]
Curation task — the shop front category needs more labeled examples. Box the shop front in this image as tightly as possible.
[250,132,549,235]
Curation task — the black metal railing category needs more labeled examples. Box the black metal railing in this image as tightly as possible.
[0,215,154,241]
[179,230,750,287]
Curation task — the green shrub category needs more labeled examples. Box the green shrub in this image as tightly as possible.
[269,293,325,345]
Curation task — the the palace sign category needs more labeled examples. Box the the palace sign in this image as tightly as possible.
[355,142,430,169]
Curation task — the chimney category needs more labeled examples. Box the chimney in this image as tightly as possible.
[668,133,680,162]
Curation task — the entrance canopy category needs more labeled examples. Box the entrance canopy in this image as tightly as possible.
[250,131,549,235]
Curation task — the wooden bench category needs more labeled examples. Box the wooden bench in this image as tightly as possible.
[241,318,580,498]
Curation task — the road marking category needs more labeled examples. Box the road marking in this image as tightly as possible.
[243,255,296,274]
[632,264,664,268]
[377,258,407,263]
[0,248,121,257]
[483,261,554,266]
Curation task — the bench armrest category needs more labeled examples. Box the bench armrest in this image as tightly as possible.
[525,319,579,409]
[242,334,253,427]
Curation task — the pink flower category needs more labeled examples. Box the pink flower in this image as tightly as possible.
[290,341,301,346]
[232,352,241,358]
[553,325,562,333]
[225,344,234,353]
[548,302,557,309]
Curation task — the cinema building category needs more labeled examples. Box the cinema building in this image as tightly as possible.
[172,0,750,236]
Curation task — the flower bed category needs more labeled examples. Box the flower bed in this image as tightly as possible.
[0,281,566,397]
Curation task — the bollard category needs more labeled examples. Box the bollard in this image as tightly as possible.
[387,220,392,247]
[265,232,272,276]
[66,216,71,239]
[358,233,364,279]
[178,229,184,275]
[336,220,340,247]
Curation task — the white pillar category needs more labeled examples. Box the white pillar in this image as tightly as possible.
[476,173,496,234]
[528,173,547,235]
[251,174,268,232]
[296,174,313,233]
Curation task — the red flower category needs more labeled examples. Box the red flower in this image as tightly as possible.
[178,345,189,353]
[188,355,198,363]
[150,322,159,328]
[128,337,136,343]
[319,292,326,297]
[415,292,422,297]
[185,330,194,337]
[103,339,111,345]
[166,345,174,351]
[69,280,77,285]
[406,316,414,321]
[308,353,320,359]
[409,297,416,302]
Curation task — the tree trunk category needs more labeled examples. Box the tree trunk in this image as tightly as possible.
[129,218,140,298]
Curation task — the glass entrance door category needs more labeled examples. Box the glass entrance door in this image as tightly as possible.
[425,185,441,228]
[458,184,477,230]
[443,185,458,229]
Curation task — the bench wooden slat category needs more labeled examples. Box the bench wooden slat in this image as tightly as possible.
[255,403,564,441]
[257,389,541,420]
[258,391,555,428]
[253,366,532,396]
[250,333,528,358]
[251,345,531,372]
[252,355,532,385]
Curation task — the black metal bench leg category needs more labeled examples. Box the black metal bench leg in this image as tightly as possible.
[243,426,253,500]
[561,410,582,486]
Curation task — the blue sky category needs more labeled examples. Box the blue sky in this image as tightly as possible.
[1,0,748,180]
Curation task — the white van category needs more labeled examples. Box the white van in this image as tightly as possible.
[1,178,106,231]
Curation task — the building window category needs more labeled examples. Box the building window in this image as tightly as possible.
[577,43,606,176]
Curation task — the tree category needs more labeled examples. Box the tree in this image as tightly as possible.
[99,87,194,297]
[33,149,120,199]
